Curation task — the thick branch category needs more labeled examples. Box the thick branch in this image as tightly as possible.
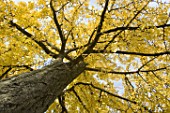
[9,21,59,58]
[0,65,34,80]
[92,50,170,56]
[2,65,34,71]
[85,67,167,74]
[87,27,97,45]
[73,0,109,64]
[10,21,32,37]
[50,0,66,54]
[72,89,90,113]
[75,82,137,104]
[0,68,12,80]
[85,0,109,52]
[116,50,170,56]
[101,24,170,34]
[58,95,68,113]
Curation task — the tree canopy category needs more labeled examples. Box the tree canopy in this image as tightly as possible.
[1,0,170,112]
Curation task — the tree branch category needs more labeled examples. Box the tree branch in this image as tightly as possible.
[126,1,149,27]
[101,24,170,35]
[116,50,170,56]
[65,81,152,112]
[73,0,110,64]
[9,21,59,59]
[108,2,134,13]
[103,1,150,50]
[92,50,170,56]
[85,67,167,75]
[44,41,73,61]
[75,82,137,104]
[65,43,90,54]
[10,21,32,37]
[0,68,12,80]
[58,95,68,113]
[0,65,34,80]
[2,65,34,71]
[87,27,97,45]
[85,0,109,52]
[50,0,66,54]
[72,89,90,113]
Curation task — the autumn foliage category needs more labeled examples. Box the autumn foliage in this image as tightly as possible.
[1,0,170,112]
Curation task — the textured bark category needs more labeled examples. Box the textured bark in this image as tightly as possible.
[0,61,86,113]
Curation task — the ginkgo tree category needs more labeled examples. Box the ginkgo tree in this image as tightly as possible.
[0,0,170,112]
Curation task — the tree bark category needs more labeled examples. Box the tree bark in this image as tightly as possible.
[0,61,86,113]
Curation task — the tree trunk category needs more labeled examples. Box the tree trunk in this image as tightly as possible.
[0,61,86,113]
